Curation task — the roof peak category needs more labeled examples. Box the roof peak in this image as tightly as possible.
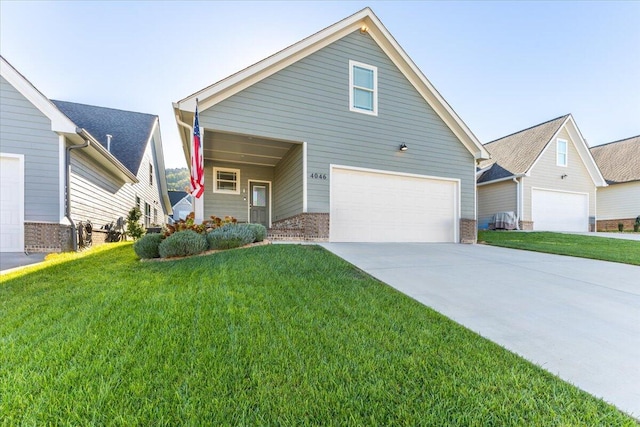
[484,114,570,146]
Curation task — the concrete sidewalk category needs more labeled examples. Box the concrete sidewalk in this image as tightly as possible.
[322,242,640,418]
[0,252,47,274]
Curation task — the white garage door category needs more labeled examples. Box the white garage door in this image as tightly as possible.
[330,166,458,242]
[0,155,24,252]
[532,189,588,232]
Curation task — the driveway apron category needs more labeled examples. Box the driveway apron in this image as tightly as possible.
[321,242,640,418]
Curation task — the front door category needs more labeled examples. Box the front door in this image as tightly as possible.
[249,182,269,227]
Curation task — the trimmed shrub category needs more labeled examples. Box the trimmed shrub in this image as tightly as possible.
[246,223,267,242]
[158,230,208,258]
[207,224,255,250]
[133,233,164,259]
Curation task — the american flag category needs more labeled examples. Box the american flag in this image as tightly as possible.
[190,103,204,198]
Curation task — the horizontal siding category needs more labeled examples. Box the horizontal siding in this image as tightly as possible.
[597,182,640,219]
[0,76,60,222]
[477,181,517,229]
[524,127,596,221]
[70,139,167,227]
[203,161,274,222]
[199,30,476,218]
[274,144,303,220]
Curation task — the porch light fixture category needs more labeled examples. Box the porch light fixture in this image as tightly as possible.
[399,143,408,151]
[561,174,568,179]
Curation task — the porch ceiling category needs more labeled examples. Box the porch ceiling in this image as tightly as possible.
[204,131,296,167]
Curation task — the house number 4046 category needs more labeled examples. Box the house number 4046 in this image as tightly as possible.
[310,173,327,180]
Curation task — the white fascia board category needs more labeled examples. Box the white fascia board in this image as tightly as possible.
[477,174,526,186]
[564,115,607,187]
[1,57,77,133]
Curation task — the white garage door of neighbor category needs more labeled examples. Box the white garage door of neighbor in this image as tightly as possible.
[330,167,458,242]
[0,155,24,252]
[532,189,588,232]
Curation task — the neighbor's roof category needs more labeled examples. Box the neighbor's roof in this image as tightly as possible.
[168,190,191,207]
[52,100,157,175]
[590,135,640,183]
[173,7,489,161]
[477,115,570,183]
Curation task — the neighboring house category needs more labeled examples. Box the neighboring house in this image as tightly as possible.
[173,8,490,243]
[590,136,640,231]
[0,55,171,253]
[168,190,193,222]
[477,114,606,231]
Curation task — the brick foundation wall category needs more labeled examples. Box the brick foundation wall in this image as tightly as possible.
[460,219,477,244]
[519,220,534,230]
[25,222,72,253]
[596,218,637,232]
[269,213,329,241]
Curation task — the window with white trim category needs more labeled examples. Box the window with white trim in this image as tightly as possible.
[213,167,240,194]
[349,60,377,115]
[557,139,568,167]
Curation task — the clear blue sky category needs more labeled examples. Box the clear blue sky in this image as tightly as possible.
[2,1,638,168]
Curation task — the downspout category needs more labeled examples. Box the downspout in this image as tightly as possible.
[512,177,521,230]
[66,128,91,251]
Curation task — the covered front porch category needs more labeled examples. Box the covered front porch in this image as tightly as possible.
[196,129,316,237]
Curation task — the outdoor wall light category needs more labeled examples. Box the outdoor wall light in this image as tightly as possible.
[561,174,568,179]
[399,143,408,151]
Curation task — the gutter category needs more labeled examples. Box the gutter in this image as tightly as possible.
[477,173,527,187]
[66,127,91,251]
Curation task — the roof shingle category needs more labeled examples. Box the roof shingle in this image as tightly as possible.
[477,115,569,183]
[590,136,640,184]
[52,100,157,175]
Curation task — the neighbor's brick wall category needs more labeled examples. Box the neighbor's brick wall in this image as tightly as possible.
[269,213,329,241]
[460,218,477,244]
[25,222,72,253]
[519,220,534,230]
[596,218,636,232]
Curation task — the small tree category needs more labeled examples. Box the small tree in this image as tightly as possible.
[125,207,145,240]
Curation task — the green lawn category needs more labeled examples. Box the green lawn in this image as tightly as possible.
[478,231,640,266]
[1,243,635,425]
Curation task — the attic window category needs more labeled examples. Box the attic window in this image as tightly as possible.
[349,60,377,115]
[213,167,240,194]
[557,139,568,167]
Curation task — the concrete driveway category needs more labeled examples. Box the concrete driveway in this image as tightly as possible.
[0,252,47,274]
[321,243,640,418]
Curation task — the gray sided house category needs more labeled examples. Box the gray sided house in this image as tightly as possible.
[590,136,640,231]
[0,55,171,253]
[173,8,489,243]
[168,190,193,222]
[477,114,606,232]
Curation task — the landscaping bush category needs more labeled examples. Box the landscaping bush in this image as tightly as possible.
[158,230,208,258]
[207,224,256,250]
[246,223,267,242]
[125,207,145,240]
[133,233,164,259]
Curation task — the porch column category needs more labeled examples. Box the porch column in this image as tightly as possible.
[195,195,204,223]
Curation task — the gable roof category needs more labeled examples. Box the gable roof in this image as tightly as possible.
[590,135,640,184]
[1,55,137,183]
[173,7,489,161]
[477,114,606,187]
[168,190,191,207]
[52,100,157,175]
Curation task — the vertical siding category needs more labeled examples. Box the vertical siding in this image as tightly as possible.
[477,180,517,229]
[198,30,476,218]
[70,140,166,227]
[523,127,596,220]
[596,182,640,219]
[273,144,303,220]
[203,161,274,222]
[0,76,60,222]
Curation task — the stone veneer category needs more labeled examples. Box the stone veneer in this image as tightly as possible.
[519,220,534,231]
[596,218,637,232]
[24,222,72,253]
[459,218,477,244]
[269,213,329,241]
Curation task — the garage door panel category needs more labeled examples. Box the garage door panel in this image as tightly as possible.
[330,167,457,242]
[1,156,24,252]
[532,189,588,232]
